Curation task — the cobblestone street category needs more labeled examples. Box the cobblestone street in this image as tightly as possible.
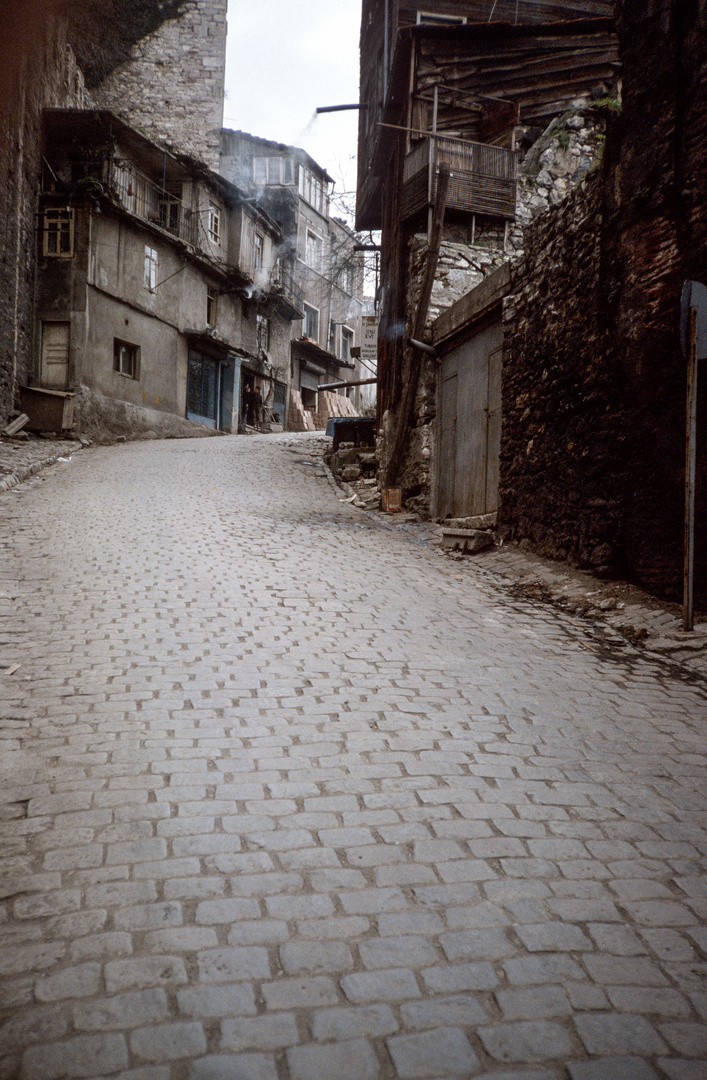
[2,431,707,1080]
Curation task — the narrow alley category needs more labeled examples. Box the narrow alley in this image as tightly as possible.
[1,433,706,1080]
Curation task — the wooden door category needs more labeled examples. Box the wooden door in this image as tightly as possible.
[435,321,502,518]
[40,322,70,389]
[437,370,458,518]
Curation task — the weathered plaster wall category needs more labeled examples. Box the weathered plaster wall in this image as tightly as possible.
[0,0,214,425]
[92,0,227,170]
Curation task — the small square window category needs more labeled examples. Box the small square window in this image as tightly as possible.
[113,339,139,379]
[144,246,158,291]
[43,208,74,257]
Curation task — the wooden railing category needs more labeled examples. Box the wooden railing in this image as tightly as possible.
[401,136,517,221]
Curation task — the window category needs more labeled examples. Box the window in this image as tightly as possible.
[113,339,139,379]
[341,327,354,363]
[253,231,264,270]
[256,314,270,352]
[159,197,180,234]
[208,204,221,245]
[43,208,74,257]
[329,321,337,354]
[340,261,357,295]
[253,157,295,186]
[417,11,467,24]
[206,288,217,328]
[144,246,158,291]
[305,229,323,271]
[303,303,319,342]
[298,165,328,215]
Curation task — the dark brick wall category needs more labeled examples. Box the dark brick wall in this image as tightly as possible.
[500,180,628,574]
[500,0,707,600]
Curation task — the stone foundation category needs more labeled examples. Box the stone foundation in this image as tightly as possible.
[74,386,220,443]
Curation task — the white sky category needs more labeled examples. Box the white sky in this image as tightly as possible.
[223,0,362,212]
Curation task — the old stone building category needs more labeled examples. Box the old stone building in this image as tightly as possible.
[221,130,366,430]
[0,0,230,432]
[497,0,707,600]
[1,1,87,425]
[34,108,291,441]
[356,0,618,512]
[91,0,228,171]
[398,0,707,602]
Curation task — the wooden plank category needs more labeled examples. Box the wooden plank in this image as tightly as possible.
[437,369,458,518]
[3,413,29,436]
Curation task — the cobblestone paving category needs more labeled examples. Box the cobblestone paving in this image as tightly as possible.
[1,432,707,1080]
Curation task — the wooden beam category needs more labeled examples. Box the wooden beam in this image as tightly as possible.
[432,262,511,350]
[385,164,450,489]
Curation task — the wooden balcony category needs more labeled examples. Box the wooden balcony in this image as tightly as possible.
[401,136,517,222]
[110,160,198,247]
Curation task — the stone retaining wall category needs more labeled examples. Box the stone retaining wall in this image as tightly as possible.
[499,179,627,576]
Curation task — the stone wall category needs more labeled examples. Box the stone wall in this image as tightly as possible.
[381,104,609,512]
[499,0,707,600]
[605,0,707,598]
[500,179,627,575]
[423,107,610,326]
[0,4,87,424]
[92,0,227,169]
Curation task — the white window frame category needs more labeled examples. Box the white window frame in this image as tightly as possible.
[303,303,319,343]
[208,203,221,245]
[43,208,74,257]
[144,246,158,291]
[341,326,354,364]
[253,231,264,270]
[305,229,323,272]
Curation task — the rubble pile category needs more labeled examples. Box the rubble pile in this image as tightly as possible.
[325,444,380,510]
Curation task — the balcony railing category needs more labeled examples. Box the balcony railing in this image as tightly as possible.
[269,262,304,314]
[110,160,198,246]
[401,136,517,222]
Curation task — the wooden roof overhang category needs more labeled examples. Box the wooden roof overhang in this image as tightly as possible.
[356,16,618,231]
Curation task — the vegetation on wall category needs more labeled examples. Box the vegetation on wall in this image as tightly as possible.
[59,0,187,86]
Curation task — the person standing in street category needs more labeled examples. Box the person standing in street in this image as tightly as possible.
[251,385,263,431]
